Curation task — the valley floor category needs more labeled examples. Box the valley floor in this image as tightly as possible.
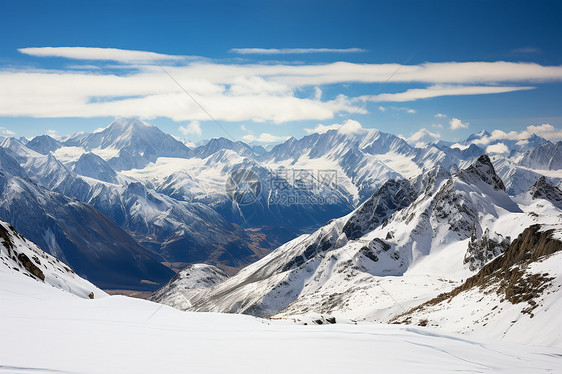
[1,270,561,374]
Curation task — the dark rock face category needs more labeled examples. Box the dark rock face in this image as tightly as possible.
[464,228,511,271]
[431,179,478,238]
[457,154,506,192]
[343,179,415,240]
[17,253,45,281]
[528,176,562,209]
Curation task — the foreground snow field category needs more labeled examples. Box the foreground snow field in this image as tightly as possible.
[1,269,561,374]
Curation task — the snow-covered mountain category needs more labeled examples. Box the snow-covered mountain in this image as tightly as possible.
[523,176,562,209]
[518,140,562,170]
[0,219,103,298]
[3,118,562,369]
[72,152,119,183]
[193,137,257,159]
[0,150,174,290]
[26,134,62,155]
[65,118,192,162]
[2,136,268,274]
[177,156,562,332]
[3,118,562,294]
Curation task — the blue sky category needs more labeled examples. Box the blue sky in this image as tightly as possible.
[0,0,561,145]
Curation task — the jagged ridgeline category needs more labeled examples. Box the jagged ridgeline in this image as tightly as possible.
[1,118,561,295]
[156,155,560,327]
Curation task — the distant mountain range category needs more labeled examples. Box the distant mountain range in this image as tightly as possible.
[1,117,561,292]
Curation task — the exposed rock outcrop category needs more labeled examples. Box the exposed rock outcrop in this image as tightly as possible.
[393,224,562,323]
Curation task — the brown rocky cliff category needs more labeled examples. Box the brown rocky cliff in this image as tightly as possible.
[393,224,562,322]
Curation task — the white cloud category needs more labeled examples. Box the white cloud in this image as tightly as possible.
[242,133,289,143]
[526,124,562,140]
[486,143,509,154]
[0,65,359,123]
[369,105,414,113]
[313,87,322,101]
[432,123,443,129]
[449,118,469,130]
[393,106,415,114]
[451,143,470,150]
[361,85,535,103]
[305,119,364,135]
[405,128,440,147]
[0,127,15,136]
[46,129,57,135]
[305,123,341,134]
[3,47,562,124]
[179,121,202,136]
[338,120,364,134]
[229,48,367,55]
[470,124,562,145]
[19,47,185,63]
[435,113,446,118]
[266,61,562,86]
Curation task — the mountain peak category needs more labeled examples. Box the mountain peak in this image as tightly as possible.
[457,154,506,191]
[66,118,191,164]
[110,117,153,130]
[26,135,62,155]
[528,176,562,209]
[73,152,118,183]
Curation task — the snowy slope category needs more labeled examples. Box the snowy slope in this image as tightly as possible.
[0,219,104,298]
[149,263,228,310]
[72,152,119,183]
[391,224,562,348]
[1,261,561,373]
[518,140,562,170]
[491,154,548,195]
[183,156,562,331]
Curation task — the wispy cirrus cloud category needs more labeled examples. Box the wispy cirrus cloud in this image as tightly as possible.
[356,85,535,103]
[18,47,187,63]
[230,47,367,55]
